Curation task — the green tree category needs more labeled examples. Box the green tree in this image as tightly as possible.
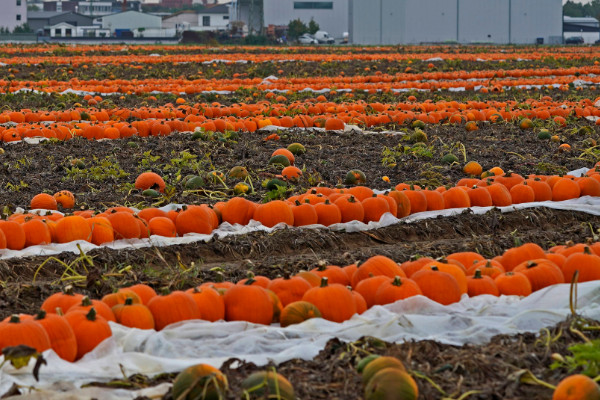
[563,0,585,17]
[308,18,320,34]
[13,24,32,34]
[287,19,308,40]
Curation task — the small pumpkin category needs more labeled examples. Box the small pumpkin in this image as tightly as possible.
[241,370,295,400]
[172,364,228,400]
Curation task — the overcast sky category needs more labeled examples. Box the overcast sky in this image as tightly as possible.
[564,0,592,3]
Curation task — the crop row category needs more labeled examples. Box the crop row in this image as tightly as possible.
[0,237,596,362]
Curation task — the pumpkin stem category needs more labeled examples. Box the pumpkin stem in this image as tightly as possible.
[473,269,483,279]
[505,272,515,276]
[55,307,64,316]
[392,276,402,286]
[86,308,97,321]
[9,314,20,323]
[484,260,493,268]
[584,246,592,255]
[430,266,439,271]
[35,310,47,320]
[348,196,356,203]
[526,261,538,269]
[124,297,134,306]
[320,277,329,287]
[295,200,301,206]
[80,296,92,307]
[63,285,75,295]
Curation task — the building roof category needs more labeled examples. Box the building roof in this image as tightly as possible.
[28,11,70,19]
[163,10,197,20]
[200,4,229,14]
[564,16,599,24]
[101,10,161,19]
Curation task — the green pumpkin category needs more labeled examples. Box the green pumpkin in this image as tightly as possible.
[142,189,161,198]
[229,166,249,179]
[344,169,367,185]
[172,364,228,400]
[185,176,205,190]
[266,178,287,191]
[241,370,295,400]
[280,301,322,327]
[287,143,306,155]
[268,155,291,168]
[364,368,418,400]
[441,153,459,164]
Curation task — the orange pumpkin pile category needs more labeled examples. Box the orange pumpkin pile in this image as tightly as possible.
[1,239,598,361]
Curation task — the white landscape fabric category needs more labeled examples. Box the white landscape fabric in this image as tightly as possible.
[1,282,600,399]
[3,194,600,261]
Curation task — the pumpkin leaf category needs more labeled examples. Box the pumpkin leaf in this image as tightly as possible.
[0,345,47,381]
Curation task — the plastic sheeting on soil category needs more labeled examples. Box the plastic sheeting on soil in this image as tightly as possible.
[1,281,599,399]
[2,194,598,261]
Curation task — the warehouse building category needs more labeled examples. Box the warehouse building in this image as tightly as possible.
[349,0,563,45]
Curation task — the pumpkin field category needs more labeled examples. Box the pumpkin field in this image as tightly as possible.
[2,44,600,399]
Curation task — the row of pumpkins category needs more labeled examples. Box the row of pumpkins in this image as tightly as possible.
[1,240,598,362]
[4,160,600,252]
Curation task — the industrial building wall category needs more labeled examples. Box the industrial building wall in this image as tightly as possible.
[349,0,562,45]
[458,0,508,44]
[263,0,348,40]
[511,0,562,44]
[403,0,456,44]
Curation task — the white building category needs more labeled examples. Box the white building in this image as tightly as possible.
[162,10,198,31]
[101,10,161,33]
[349,0,563,45]
[263,0,347,40]
[47,21,110,37]
[77,1,113,16]
[197,4,229,31]
[1,0,28,32]
[564,16,600,44]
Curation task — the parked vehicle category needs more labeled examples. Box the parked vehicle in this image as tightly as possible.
[313,30,335,44]
[565,36,584,45]
[298,33,318,44]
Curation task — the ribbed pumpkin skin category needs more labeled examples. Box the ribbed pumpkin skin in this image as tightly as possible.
[355,276,389,308]
[30,193,58,210]
[267,277,312,307]
[241,371,295,400]
[500,242,547,271]
[561,250,600,283]
[34,311,78,362]
[64,309,112,360]
[125,284,157,305]
[253,200,294,227]
[374,277,423,305]
[87,216,114,245]
[185,287,225,322]
[513,259,565,292]
[175,205,214,236]
[221,196,256,226]
[41,291,85,314]
[0,220,26,250]
[67,297,116,322]
[302,278,356,323]
[494,272,532,296]
[112,301,155,330]
[148,216,177,237]
[172,364,228,400]
[351,255,405,288]
[101,289,141,308]
[135,172,165,192]
[552,374,600,400]
[0,316,52,354]
[147,291,201,330]
[224,284,274,325]
[364,368,418,400]
[23,219,52,247]
[106,212,141,240]
[55,216,92,244]
[361,356,407,386]
[411,267,462,305]
[280,301,322,327]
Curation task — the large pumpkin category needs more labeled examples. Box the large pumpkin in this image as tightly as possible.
[302,277,356,323]
[280,301,322,327]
